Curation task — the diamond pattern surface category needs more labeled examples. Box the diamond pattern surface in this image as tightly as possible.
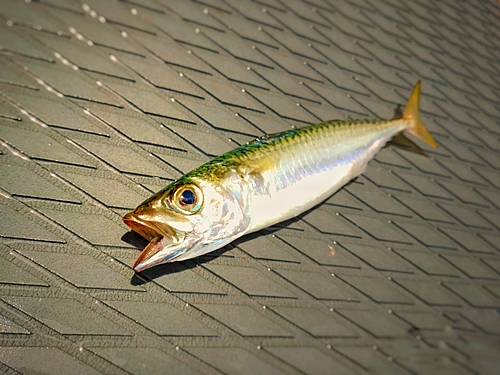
[0,0,499,374]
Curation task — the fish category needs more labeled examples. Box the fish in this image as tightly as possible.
[124,80,437,272]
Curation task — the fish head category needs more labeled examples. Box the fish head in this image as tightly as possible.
[124,177,246,272]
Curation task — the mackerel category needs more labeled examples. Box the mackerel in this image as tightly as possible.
[124,81,437,272]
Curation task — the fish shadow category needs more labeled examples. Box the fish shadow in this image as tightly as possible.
[389,133,427,156]
[121,231,149,249]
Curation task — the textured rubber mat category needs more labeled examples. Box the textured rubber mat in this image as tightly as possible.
[1,0,500,374]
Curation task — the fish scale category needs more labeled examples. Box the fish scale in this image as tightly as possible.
[124,81,438,271]
[237,119,409,233]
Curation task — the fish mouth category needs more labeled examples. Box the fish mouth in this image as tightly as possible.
[123,209,193,272]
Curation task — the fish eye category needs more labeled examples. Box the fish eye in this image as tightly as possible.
[180,189,195,205]
[171,184,203,215]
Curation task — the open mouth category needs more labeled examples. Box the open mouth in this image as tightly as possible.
[123,212,189,272]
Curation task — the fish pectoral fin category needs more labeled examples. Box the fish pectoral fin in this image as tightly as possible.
[238,158,274,181]
[248,162,271,177]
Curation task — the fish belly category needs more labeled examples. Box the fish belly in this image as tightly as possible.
[247,163,355,232]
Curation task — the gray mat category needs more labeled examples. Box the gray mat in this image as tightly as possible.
[0,0,499,374]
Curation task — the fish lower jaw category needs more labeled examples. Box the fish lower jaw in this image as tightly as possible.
[133,235,187,272]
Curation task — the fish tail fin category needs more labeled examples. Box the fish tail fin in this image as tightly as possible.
[403,80,438,148]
